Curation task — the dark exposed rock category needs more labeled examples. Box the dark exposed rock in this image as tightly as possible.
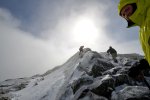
[0,97,11,100]
[90,59,115,78]
[127,97,150,100]
[124,61,134,66]
[91,64,103,78]
[34,82,38,86]
[78,91,108,100]
[97,59,115,71]
[116,67,130,74]
[13,83,26,90]
[111,86,150,100]
[77,89,90,99]
[71,77,93,94]
[91,76,115,98]
[103,67,122,75]
[113,74,130,87]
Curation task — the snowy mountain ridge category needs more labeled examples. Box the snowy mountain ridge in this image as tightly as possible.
[0,48,149,100]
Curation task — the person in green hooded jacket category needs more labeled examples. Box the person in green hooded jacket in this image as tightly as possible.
[118,0,150,80]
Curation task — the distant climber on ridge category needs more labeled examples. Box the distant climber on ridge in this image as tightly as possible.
[107,46,117,62]
[79,46,84,55]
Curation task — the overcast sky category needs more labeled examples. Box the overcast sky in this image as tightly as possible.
[0,0,143,81]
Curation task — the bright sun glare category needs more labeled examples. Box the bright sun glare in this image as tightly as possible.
[72,17,99,45]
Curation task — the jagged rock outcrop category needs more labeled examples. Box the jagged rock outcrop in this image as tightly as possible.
[0,78,30,99]
[0,48,149,100]
[57,49,150,100]
[111,86,150,100]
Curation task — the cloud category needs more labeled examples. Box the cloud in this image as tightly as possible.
[0,8,76,81]
[26,0,110,48]
[26,0,139,43]
[0,8,20,28]
[26,0,109,37]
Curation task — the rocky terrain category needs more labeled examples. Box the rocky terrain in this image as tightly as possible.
[0,48,149,100]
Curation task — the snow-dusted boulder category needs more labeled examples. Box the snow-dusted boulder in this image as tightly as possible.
[71,77,93,94]
[112,86,150,100]
[77,91,108,100]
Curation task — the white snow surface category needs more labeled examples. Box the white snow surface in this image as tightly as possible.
[10,48,91,100]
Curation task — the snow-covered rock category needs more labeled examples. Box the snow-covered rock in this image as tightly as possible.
[0,48,149,100]
[112,86,150,100]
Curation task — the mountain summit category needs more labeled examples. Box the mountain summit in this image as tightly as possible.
[0,48,149,100]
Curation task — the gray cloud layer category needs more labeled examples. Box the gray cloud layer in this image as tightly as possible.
[0,0,143,81]
[0,8,76,81]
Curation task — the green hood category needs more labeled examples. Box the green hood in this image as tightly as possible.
[118,0,146,28]
[118,0,137,14]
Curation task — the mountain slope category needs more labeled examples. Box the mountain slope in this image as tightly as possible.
[0,48,150,100]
